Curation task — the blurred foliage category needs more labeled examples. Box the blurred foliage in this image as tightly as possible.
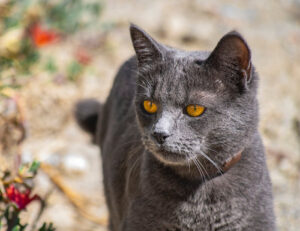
[0,0,103,94]
[45,0,102,33]
[67,61,83,81]
[38,223,55,231]
[0,161,55,231]
[0,0,105,229]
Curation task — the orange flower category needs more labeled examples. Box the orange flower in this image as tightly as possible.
[5,184,40,210]
[30,24,59,47]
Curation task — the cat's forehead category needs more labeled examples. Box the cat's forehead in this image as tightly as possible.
[149,63,221,105]
[164,50,213,86]
[172,50,210,60]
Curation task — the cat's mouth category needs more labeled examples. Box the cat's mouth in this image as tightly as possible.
[144,139,190,165]
[158,147,186,158]
[143,135,206,165]
[152,148,189,165]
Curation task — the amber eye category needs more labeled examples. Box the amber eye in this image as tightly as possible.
[143,100,158,114]
[186,104,205,117]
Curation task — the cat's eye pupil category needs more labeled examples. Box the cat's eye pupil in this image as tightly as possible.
[143,100,157,114]
[186,104,205,117]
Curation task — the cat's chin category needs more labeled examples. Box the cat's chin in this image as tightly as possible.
[143,139,190,166]
[150,149,190,166]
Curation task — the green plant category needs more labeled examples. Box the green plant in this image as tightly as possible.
[0,161,55,231]
[0,0,103,92]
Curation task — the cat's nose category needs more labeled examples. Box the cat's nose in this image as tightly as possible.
[152,131,170,144]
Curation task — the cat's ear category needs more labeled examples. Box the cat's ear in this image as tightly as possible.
[207,31,252,89]
[130,24,164,67]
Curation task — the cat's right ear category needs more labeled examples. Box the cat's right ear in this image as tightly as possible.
[130,24,164,67]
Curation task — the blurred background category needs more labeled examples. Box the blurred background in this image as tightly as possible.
[0,0,299,230]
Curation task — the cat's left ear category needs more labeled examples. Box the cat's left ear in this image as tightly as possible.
[130,24,165,67]
[207,31,252,89]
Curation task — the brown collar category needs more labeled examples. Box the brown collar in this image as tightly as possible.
[169,150,244,180]
[197,149,244,179]
[221,150,243,173]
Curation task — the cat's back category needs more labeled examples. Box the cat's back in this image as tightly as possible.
[96,56,144,230]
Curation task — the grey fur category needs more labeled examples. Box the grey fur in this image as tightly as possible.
[75,24,276,230]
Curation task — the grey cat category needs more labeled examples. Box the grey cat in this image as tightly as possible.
[75,24,276,231]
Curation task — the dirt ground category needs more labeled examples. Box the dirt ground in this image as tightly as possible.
[16,0,300,230]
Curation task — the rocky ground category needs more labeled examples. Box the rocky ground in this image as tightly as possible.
[13,0,300,230]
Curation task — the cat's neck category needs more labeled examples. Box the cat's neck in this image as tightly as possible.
[143,149,244,182]
[172,150,242,180]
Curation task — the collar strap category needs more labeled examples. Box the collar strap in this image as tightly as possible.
[221,150,243,173]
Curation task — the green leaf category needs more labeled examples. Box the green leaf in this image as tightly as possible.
[67,61,82,81]
[18,165,24,173]
[29,160,40,173]
[12,225,20,231]
[86,2,102,16]
[45,58,58,73]
[11,224,27,231]
[38,222,56,231]
[3,206,10,221]
[20,224,28,231]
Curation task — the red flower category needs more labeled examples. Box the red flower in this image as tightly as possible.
[30,24,59,47]
[5,184,40,210]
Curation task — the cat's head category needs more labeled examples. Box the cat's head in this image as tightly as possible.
[130,24,258,171]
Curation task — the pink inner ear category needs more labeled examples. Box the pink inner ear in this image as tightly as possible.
[233,37,251,81]
[234,37,251,71]
[208,31,252,75]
